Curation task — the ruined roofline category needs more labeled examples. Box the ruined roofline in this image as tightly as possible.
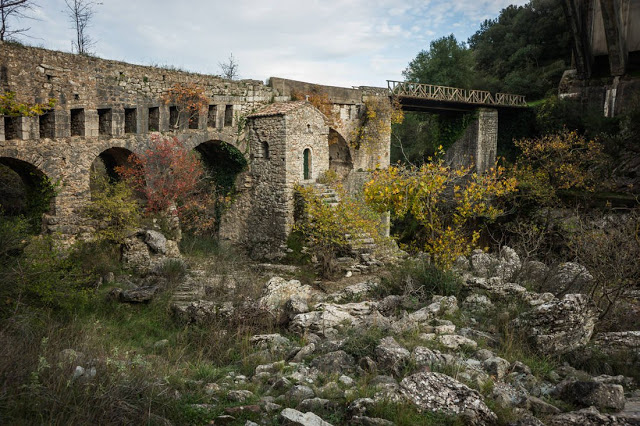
[0,40,264,86]
[268,77,377,105]
[246,101,311,118]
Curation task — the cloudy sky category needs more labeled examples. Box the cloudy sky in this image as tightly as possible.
[14,0,528,87]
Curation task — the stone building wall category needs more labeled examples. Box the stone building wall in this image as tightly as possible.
[220,102,329,258]
[445,108,498,174]
[0,43,389,255]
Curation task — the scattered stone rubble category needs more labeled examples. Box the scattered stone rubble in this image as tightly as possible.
[154,246,639,425]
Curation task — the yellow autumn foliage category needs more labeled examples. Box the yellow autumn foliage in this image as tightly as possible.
[364,149,517,268]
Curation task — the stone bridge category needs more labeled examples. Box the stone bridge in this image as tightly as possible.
[0,42,390,254]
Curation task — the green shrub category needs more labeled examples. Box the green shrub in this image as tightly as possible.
[1,237,94,316]
[84,179,141,244]
[378,258,464,303]
[157,258,187,286]
[343,326,385,360]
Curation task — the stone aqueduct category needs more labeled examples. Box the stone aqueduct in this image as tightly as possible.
[1,43,505,256]
[0,42,393,255]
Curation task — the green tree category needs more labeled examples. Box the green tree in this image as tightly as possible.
[468,0,571,99]
[403,34,476,89]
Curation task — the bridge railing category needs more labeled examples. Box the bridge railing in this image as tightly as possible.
[387,80,527,107]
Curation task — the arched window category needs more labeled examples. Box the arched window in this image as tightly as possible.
[303,148,312,180]
[262,141,270,159]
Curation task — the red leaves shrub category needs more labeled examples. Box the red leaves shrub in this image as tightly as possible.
[116,134,203,213]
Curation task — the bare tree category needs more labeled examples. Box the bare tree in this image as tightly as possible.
[0,0,37,42]
[219,53,239,80]
[64,0,100,55]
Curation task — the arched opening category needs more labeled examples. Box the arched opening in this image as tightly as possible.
[329,129,353,180]
[303,148,312,180]
[90,147,136,198]
[195,141,247,195]
[189,140,248,237]
[261,141,270,160]
[0,157,55,233]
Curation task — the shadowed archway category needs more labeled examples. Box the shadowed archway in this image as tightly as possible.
[194,140,247,195]
[90,147,137,198]
[329,128,353,179]
[0,157,56,233]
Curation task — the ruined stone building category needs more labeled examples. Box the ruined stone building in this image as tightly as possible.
[0,42,390,256]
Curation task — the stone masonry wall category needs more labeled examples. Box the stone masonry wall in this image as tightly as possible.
[445,108,497,174]
[0,42,282,239]
[0,43,388,255]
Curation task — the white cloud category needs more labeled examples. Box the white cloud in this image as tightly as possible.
[11,0,529,87]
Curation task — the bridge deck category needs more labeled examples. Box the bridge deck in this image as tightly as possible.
[387,80,527,111]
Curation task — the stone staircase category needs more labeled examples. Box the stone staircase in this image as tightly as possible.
[305,183,340,207]
[170,274,205,310]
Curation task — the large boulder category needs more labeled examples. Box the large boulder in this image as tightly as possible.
[547,406,627,426]
[375,337,410,376]
[289,302,388,337]
[259,277,316,315]
[144,230,168,254]
[399,372,497,425]
[556,380,626,412]
[515,294,599,355]
[591,331,640,358]
[280,408,333,426]
[545,262,593,294]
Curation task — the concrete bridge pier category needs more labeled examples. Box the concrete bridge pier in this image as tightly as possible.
[444,108,498,174]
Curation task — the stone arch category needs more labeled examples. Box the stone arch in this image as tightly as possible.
[181,132,247,161]
[0,156,56,232]
[193,140,248,195]
[89,147,138,197]
[328,128,353,179]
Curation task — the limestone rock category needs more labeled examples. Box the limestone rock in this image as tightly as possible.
[285,385,315,403]
[227,389,254,403]
[250,334,291,356]
[526,396,561,415]
[292,343,316,363]
[310,351,355,374]
[463,294,494,313]
[399,371,497,425]
[119,285,158,303]
[437,334,478,351]
[122,236,151,274]
[285,296,310,320]
[259,277,315,313]
[515,293,599,355]
[290,302,387,337]
[375,336,410,376]
[411,346,453,367]
[470,250,495,278]
[144,229,167,254]
[329,280,378,303]
[557,380,626,412]
[482,356,510,380]
[546,262,593,294]
[591,331,640,358]
[280,408,333,426]
[547,406,626,425]
[297,398,337,413]
[171,300,217,324]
